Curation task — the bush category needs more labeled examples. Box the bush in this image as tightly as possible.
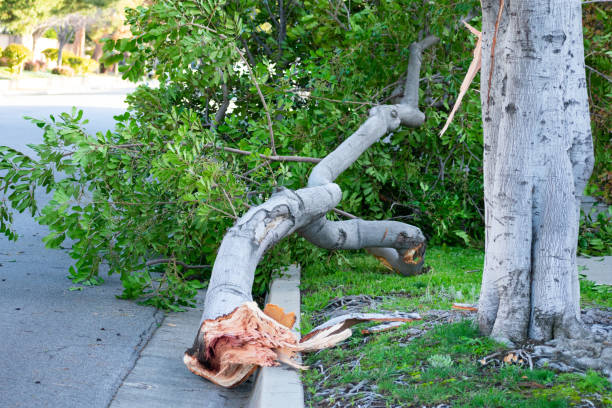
[66,55,98,74]
[42,47,59,61]
[42,48,98,74]
[51,66,74,76]
[2,44,31,73]
[42,48,76,63]
[23,60,46,72]
[0,57,8,67]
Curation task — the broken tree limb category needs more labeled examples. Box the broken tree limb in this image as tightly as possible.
[186,36,439,388]
[200,183,342,323]
[185,302,422,386]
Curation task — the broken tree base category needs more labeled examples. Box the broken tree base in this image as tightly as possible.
[184,302,421,388]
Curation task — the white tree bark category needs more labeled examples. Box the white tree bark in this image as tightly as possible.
[477,0,594,344]
[186,37,437,386]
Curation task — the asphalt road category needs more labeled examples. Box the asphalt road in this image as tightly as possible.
[0,90,169,408]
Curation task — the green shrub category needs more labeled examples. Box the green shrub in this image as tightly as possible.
[66,55,98,74]
[42,48,59,61]
[42,48,76,63]
[2,44,31,73]
[51,66,74,76]
[43,49,98,73]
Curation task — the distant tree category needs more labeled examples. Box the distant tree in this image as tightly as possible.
[88,0,144,61]
[0,0,55,56]
[50,0,120,65]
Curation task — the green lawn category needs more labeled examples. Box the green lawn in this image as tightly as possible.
[0,67,115,80]
[300,247,612,407]
[0,67,56,79]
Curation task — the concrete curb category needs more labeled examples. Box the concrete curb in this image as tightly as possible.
[248,265,305,408]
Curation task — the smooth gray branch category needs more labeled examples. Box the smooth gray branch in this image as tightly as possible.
[402,35,440,107]
[189,36,438,387]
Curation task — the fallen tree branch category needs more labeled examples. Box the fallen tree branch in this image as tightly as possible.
[185,35,439,388]
[214,145,321,163]
[145,258,211,270]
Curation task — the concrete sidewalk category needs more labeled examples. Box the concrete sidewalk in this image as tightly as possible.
[109,293,254,408]
[0,75,156,96]
[578,256,612,285]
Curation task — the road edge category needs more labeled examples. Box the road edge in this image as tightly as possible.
[105,308,166,407]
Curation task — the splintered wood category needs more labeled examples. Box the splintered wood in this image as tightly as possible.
[184,302,421,388]
[452,303,478,311]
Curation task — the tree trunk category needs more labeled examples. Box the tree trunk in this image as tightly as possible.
[92,40,103,61]
[74,24,86,57]
[477,0,594,345]
[57,44,65,68]
[55,23,75,68]
[185,36,438,387]
[32,33,39,61]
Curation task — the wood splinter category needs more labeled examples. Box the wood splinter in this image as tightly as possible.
[184,302,421,388]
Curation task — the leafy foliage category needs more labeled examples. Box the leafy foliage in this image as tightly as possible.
[1,43,31,73]
[583,3,611,205]
[42,48,99,74]
[1,0,609,307]
[578,208,612,257]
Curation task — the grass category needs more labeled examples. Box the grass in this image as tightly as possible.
[0,67,114,80]
[0,67,55,80]
[300,246,612,407]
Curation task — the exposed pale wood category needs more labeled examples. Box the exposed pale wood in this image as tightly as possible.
[185,302,420,387]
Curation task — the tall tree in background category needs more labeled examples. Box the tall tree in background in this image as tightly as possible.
[0,0,55,57]
[0,0,120,63]
[477,0,594,344]
[52,0,119,65]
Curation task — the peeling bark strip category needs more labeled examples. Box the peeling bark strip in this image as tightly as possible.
[478,0,594,345]
[186,37,438,387]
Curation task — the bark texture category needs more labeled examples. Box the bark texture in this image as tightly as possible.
[186,36,438,387]
[478,0,594,345]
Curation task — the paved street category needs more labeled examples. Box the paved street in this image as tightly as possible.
[0,89,254,408]
[0,90,169,408]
